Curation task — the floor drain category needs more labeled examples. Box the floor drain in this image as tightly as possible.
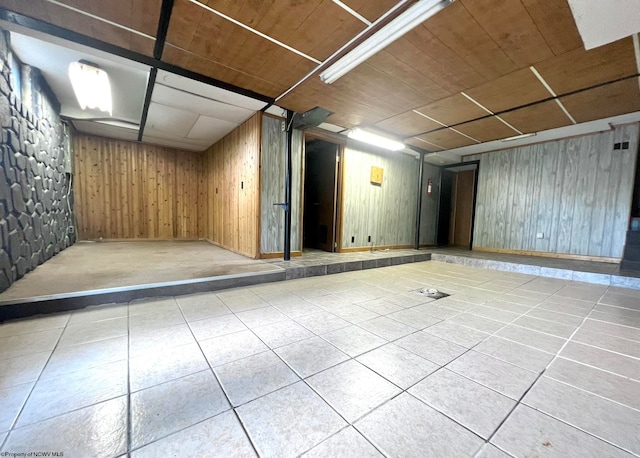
[415,288,450,299]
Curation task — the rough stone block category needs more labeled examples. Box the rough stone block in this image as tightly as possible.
[17,212,29,230]
[10,182,25,213]
[0,90,10,127]
[7,128,20,153]
[14,152,26,171]
[8,229,19,263]
[0,226,7,254]
[16,255,27,276]
[45,243,54,258]
[6,214,17,231]
[0,270,9,292]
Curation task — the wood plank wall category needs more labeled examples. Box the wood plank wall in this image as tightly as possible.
[341,144,419,250]
[204,113,261,258]
[419,163,441,246]
[260,115,303,254]
[470,124,639,259]
[73,134,205,240]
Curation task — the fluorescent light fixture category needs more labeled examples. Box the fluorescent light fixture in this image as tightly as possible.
[348,128,405,151]
[68,61,112,115]
[320,0,453,84]
[501,132,537,142]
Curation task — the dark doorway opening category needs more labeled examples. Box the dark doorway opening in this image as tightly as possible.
[437,162,479,249]
[303,139,340,252]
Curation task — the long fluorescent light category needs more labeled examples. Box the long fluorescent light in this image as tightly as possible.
[501,132,537,142]
[348,128,405,151]
[320,0,453,84]
[68,61,113,115]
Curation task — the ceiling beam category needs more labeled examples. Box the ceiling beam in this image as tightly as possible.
[139,0,174,141]
[0,8,275,105]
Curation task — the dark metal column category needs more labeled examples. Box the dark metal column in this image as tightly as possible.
[284,110,294,260]
[414,152,425,250]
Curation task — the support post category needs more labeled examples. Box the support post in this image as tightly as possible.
[284,110,294,260]
[415,152,425,250]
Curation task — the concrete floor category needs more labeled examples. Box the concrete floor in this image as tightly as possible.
[0,241,281,301]
[0,261,638,456]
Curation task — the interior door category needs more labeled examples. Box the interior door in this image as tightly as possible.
[452,169,475,247]
[304,141,338,252]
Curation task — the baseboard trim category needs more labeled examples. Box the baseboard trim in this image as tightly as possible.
[340,245,414,253]
[260,251,303,259]
[473,246,620,264]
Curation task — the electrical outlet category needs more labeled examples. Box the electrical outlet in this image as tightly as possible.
[68,226,75,234]
[368,235,371,243]
[536,232,544,239]
[351,236,355,243]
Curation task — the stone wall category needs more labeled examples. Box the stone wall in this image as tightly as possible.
[0,29,75,293]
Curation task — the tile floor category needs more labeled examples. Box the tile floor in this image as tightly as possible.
[1,261,639,457]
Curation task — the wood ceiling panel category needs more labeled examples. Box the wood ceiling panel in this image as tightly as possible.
[405,137,445,151]
[54,0,161,36]
[414,93,487,126]
[560,79,640,124]
[460,0,554,67]
[464,67,550,113]
[424,1,517,80]
[455,116,519,142]
[521,0,582,55]
[192,0,365,62]
[163,45,285,97]
[366,50,451,103]
[535,38,638,95]
[499,100,572,134]
[330,62,439,114]
[181,10,317,93]
[416,129,478,150]
[278,77,390,128]
[165,0,205,49]
[339,0,399,22]
[375,111,443,138]
[394,25,488,94]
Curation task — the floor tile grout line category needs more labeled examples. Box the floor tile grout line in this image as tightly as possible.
[555,355,640,382]
[518,399,640,458]
[2,312,72,441]
[542,374,640,413]
[173,299,262,458]
[126,299,133,455]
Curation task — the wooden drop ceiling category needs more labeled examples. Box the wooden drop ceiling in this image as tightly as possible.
[1,0,639,152]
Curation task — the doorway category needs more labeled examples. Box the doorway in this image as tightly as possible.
[303,138,341,252]
[437,162,479,249]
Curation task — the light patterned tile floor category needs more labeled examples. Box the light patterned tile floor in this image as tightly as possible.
[1,261,639,457]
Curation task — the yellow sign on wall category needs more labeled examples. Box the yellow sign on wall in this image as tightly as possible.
[370,166,383,185]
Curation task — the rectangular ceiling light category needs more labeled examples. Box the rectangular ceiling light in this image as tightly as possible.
[320,0,453,84]
[348,128,405,151]
[68,61,113,115]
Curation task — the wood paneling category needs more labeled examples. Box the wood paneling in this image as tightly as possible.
[455,116,519,143]
[560,79,640,124]
[534,38,638,95]
[376,111,443,138]
[204,113,261,258]
[406,137,445,152]
[73,134,205,240]
[472,124,639,259]
[341,145,419,249]
[416,129,478,150]
[464,68,550,113]
[0,0,157,56]
[521,0,582,55]
[460,0,554,67]
[424,1,517,80]
[339,0,399,22]
[260,115,303,254]
[415,94,488,127]
[499,100,573,134]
